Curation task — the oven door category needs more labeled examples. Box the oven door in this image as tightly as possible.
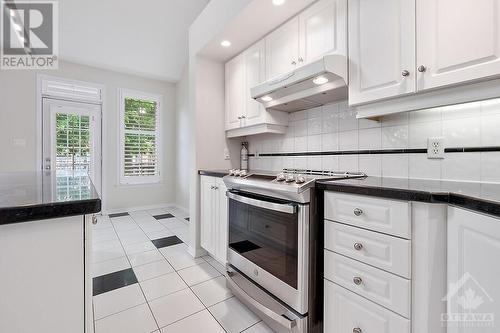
[226,190,309,315]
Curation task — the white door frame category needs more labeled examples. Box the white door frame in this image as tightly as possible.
[36,74,106,211]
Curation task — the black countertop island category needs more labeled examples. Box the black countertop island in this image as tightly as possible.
[317,177,500,218]
[0,171,101,225]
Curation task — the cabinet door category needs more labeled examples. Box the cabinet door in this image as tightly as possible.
[447,207,500,333]
[243,40,266,127]
[417,0,500,91]
[225,54,245,130]
[324,281,410,333]
[265,17,300,80]
[200,176,215,254]
[215,178,228,263]
[348,0,416,105]
[299,0,347,64]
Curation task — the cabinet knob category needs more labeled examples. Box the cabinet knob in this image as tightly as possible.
[291,61,297,65]
[214,186,218,190]
[353,242,363,251]
[298,57,304,63]
[353,276,363,285]
[401,69,410,77]
[417,65,426,72]
[353,328,362,333]
[92,215,98,225]
[241,115,246,119]
[353,208,363,216]
[237,116,242,120]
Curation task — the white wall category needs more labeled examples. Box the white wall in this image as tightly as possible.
[0,61,176,211]
[248,99,500,183]
[174,67,191,211]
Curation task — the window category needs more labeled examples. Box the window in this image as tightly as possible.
[119,89,161,184]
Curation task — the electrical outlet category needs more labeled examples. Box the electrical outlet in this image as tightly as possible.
[427,137,445,159]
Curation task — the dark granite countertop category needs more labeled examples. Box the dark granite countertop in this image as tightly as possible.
[0,171,101,225]
[317,177,500,218]
[198,170,228,178]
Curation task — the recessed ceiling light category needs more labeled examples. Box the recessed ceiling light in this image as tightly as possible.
[272,0,286,6]
[313,76,329,85]
[221,40,231,47]
[261,96,273,102]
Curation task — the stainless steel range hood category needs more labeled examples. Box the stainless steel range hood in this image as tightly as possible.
[251,54,348,113]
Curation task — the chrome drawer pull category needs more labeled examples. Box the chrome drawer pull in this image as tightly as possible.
[92,215,98,225]
[353,328,362,333]
[353,276,363,285]
[353,208,363,216]
[353,242,363,251]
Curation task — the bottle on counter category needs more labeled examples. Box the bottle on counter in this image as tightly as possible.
[240,142,249,171]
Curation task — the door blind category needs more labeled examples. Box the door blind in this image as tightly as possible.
[123,97,159,179]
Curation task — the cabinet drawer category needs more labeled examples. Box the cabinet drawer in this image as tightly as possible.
[325,192,411,238]
[325,221,411,278]
[324,280,410,333]
[324,250,411,318]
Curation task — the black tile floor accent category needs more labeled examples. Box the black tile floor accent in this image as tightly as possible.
[151,235,183,249]
[153,213,174,220]
[108,212,129,218]
[93,268,138,296]
[185,217,190,222]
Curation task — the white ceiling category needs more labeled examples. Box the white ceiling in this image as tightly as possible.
[59,0,210,82]
[199,0,314,62]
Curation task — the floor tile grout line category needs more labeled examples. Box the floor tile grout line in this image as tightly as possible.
[102,210,162,331]
[94,300,148,322]
[170,265,229,333]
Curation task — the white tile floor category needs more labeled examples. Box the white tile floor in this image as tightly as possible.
[91,208,274,333]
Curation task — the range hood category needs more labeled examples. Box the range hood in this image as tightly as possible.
[251,54,348,112]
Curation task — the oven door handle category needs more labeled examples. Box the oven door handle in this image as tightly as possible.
[226,270,297,330]
[226,191,297,214]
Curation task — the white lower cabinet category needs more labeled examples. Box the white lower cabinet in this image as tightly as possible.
[324,191,448,333]
[200,175,228,263]
[447,207,500,333]
[0,215,92,333]
[324,281,410,333]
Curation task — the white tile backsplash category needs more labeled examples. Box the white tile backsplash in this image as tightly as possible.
[246,99,500,183]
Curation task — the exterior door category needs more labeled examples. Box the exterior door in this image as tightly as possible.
[417,0,500,91]
[243,40,266,127]
[265,17,300,80]
[42,98,102,195]
[299,0,347,65]
[348,0,416,105]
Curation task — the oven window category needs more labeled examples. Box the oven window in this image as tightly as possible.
[228,197,299,289]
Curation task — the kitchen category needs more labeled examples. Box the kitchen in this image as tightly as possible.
[1,0,500,332]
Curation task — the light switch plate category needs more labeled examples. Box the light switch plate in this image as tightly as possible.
[427,137,445,159]
[224,148,230,160]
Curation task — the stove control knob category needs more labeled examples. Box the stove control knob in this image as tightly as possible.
[276,173,286,181]
[285,174,295,183]
[295,174,306,184]
[229,169,235,176]
[233,170,240,177]
[240,170,247,177]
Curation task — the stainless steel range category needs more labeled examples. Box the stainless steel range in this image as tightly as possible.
[223,169,366,333]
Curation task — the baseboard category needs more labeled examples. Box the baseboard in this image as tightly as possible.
[102,203,176,215]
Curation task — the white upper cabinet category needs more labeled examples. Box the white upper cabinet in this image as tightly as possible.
[348,0,416,105]
[299,0,347,65]
[417,0,500,91]
[243,40,266,127]
[225,53,245,130]
[265,17,300,80]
